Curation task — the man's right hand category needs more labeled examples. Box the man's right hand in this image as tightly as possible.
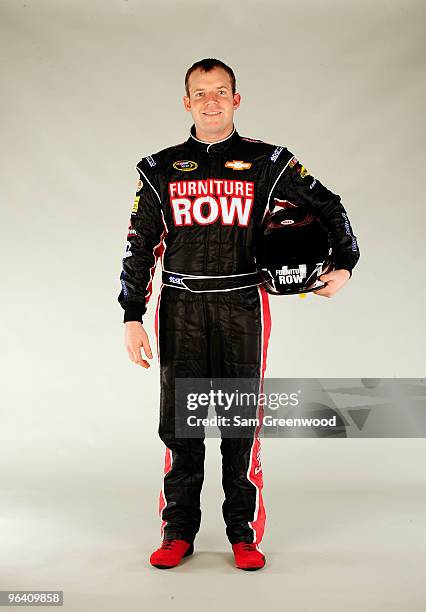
[124,321,153,368]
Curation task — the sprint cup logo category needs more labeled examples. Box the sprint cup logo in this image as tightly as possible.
[169,179,254,227]
[276,265,307,285]
[173,160,198,172]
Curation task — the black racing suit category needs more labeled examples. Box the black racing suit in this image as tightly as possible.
[118,124,360,545]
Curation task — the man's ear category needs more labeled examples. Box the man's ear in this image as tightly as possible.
[183,95,191,112]
[233,92,241,110]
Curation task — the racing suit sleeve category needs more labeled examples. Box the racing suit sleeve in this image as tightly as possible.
[270,152,360,274]
[118,159,166,323]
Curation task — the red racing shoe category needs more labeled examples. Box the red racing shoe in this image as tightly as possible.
[149,539,194,569]
[232,542,266,571]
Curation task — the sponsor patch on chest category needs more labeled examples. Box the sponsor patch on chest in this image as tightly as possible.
[224,160,252,170]
[168,179,254,227]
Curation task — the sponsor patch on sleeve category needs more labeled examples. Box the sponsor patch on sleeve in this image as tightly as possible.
[145,155,156,167]
[132,195,140,214]
[293,159,310,179]
[270,146,283,162]
[298,165,310,178]
[127,224,138,237]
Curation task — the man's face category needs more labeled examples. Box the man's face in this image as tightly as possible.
[183,67,241,138]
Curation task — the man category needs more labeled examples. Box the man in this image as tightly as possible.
[118,58,360,571]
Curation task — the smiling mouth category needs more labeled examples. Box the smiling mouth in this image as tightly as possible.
[203,111,221,115]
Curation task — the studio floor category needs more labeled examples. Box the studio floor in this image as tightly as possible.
[2,439,425,611]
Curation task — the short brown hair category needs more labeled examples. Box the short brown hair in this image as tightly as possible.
[185,58,236,97]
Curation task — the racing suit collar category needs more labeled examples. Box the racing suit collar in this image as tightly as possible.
[187,123,240,153]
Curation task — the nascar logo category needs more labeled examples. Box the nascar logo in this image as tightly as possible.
[173,160,198,172]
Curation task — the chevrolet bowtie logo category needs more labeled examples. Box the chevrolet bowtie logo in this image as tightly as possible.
[225,160,252,170]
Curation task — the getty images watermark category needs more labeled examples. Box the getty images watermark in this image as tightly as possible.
[174,378,426,438]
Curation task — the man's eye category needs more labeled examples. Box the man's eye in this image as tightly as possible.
[195,92,203,97]
[219,90,226,95]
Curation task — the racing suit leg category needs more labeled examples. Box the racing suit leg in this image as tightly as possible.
[155,284,271,545]
[155,285,209,543]
[211,285,271,545]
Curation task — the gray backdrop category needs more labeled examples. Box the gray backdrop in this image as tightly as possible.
[1,1,425,610]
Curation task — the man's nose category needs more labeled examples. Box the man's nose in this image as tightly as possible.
[205,91,220,103]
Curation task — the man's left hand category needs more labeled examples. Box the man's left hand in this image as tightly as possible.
[313,269,351,298]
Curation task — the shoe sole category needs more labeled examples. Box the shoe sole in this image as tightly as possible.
[151,543,194,569]
[237,556,266,571]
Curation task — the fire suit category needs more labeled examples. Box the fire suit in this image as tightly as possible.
[118,124,360,545]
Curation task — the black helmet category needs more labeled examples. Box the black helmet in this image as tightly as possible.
[255,200,334,295]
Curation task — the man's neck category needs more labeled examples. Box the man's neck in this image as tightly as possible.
[194,125,234,143]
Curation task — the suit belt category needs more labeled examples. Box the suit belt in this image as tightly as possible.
[161,269,265,292]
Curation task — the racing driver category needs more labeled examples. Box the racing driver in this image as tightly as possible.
[118,58,360,571]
